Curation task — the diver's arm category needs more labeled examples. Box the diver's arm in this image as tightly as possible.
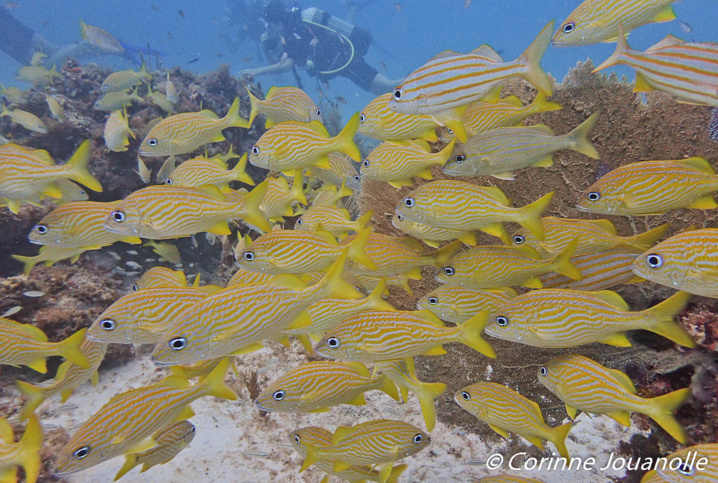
[45,42,98,68]
[240,57,295,78]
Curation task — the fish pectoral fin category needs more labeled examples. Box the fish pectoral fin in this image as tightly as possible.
[208,221,232,236]
[333,460,352,473]
[346,393,367,406]
[269,258,291,269]
[124,437,157,454]
[378,462,394,483]
[43,183,64,199]
[633,72,655,93]
[599,333,632,347]
[423,345,447,356]
[524,434,545,450]
[488,424,510,439]
[314,156,332,170]
[491,172,516,181]
[306,407,331,413]
[688,195,718,210]
[229,342,264,355]
[358,343,389,354]
[591,290,630,310]
[565,404,578,419]
[652,5,677,23]
[175,405,196,421]
[606,411,632,427]
[521,277,543,289]
[478,223,509,241]
[210,132,226,142]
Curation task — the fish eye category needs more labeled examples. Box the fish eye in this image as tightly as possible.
[327,337,340,348]
[455,154,466,163]
[34,223,48,234]
[132,283,138,291]
[495,316,508,327]
[403,197,415,208]
[412,434,423,444]
[428,296,438,305]
[294,434,301,443]
[461,391,470,401]
[443,266,454,276]
[513,234,525,245]
[316,109,321,116]
[646,253,663,268]
[396,214,404,221]
[296,218,303,225]
[147,138,158,146]
[359,113,366,122]
[353,175,360,182]
[190,426,196,433]
[587,191,600,201]
[562,22,575,33]
[166,178,173,185]
[73,446,90,459]
[169,337,186,351]
[111,210,126,222]
[363,160,369,168]
[393,88,403,100]
[252,146,260,155]
[100,319,116,331]
[243,251,255,261]
[79,190,86,195]
[677,461,695,476]
[272,390,285,401]
[539,367,547,376]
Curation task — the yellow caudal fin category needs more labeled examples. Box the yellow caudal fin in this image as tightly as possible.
[593,25,630,72]
[551,238,582,281]
[416,380,447,432]
[354,210,373,232]
[387,464,408,483]
[291,170,307,206]
[627,223,671,252]
[347,227,377,270]
[57,328,90,369]
[15,381,46,420]
[114,453,140,481]
[199,358,238,401]
[365,278,395,311]
[519,21,554,95]
[243,84,262,127]
[434,138,456,166]
[652,5,677,23]
[531,92,562,114]
[518,192,554,241]
[65,140,102,192]
[548,421,573,459]
[315,250,363,300]
[11,254,40,276]
[646,387,691,444]
[231,153,255,186]
[223,96,249,129]
[430,240,463,268]
[240,180,272,233]
[458,311,495,358]
[333,112,361,162]
[567,112,600,159]
[642,291,695,348]
[17,414,43,483]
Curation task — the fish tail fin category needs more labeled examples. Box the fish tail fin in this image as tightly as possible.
[642,291,695,348]
[593,25,630,72]
[231,153,255,186]
[224,96,249,129]
[336,179,354,199]
[200,358,238,401]
[355,210,373,232]
[518,21,554,95]
[114,453,140,481]
[57,329,90,369]
[552,238,582,280]
[243,84,261,127]
[417,381,447,432]
[548,422,573,459]
[380,374,400,401]
[532,92,562,113]
[17,414,43,483]
[15,380,46,420]
[646,388,691,444]
[518,192,554,241]
[79,19,89,40]
[366,278,395,311]
[139,60,151,81]
[387,464,408,483]
[628,223,671,251]
[458,311,496,358]
[567,112,600,159]
[435,138,456,166]
[291,170,307,205]
[334,112,361,162]
[66,140,103,192]
[317,250,363,300]
[347,227,377,270]
[239,180,272,233]
[11,254,40,276]
[429,240,463,268]
[300,443,320,472]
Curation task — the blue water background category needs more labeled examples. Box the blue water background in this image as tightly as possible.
[1,0,716,118]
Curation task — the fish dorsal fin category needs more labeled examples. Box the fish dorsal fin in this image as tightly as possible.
[526,398,544,419]
[203,156,229,169]
[414,310,445,327]
[398,236,427,253]
[470,44,504,63]
[307,120,330,137]
[586,218,617,234]
[647,34,684,52]
[527,124,554,135]
[500,95,524,107]
[429,50,461,61]
[197,109,219,119]
[495,287,518,298]
[607,368,638,394]
[31,148,55,165]
[405,139,432,153]
[316,230,338,246]
[514,244,542,260]
[680,157,715,174]
[124,436,157,454]
[332,426,353,444]
[591,290,630,311]
[481,186,510,205]
[274,176,290,191]
[17,323,49,342]
[265,86,278,99]
[271,274,307,290]
[197,185,227,201]
[344,361,371,378]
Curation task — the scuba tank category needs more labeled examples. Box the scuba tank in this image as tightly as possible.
[301,7,371,57]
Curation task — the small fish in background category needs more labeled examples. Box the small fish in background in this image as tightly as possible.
[134,266,189,291]
[0,106,47,133]
[44,94,64,122]
[0,414,43,483]
[678,20,693,34]
[393,3,402,12]
[104,108,134,152]
[244,85,322,128]
[187,55,200,64]
[30,51,47,67]
[358,92,440,142]
[1,84,28,104]
[11,245,88,275]
[100,62,152,93]
[242,57,253,63]
[165,72,178,104]
[144,240,182,264]
[151,4,158,11]
[79,19,124,55]
[93,88,142,112]
[710,108,718,142]
[136,154,151,183]
[0,321,89,373]
[178,9,185,18]
[3,1,19,9]
[15,64,60,85]
[146,85,175,114]
[463,0,472,8]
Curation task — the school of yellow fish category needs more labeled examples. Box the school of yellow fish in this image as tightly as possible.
[1,1,718,482]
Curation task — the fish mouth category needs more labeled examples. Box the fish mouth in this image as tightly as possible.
[574,204,590,212]
[150,356,174,367]
[254,400,271,412]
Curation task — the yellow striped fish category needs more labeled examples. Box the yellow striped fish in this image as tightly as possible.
[133,267,188,291]
[0,141,102,213]
[245,85,322,127]
[87,288,208,345]
[633,228,718,297]
[0,106,47,133]
[389,22,554,132]
[94,88,142,112]
[0,414,42,483]
[237,227,376,274]
[151,252,361,365]
[309,181,354,208]
[100,62,151,93]
[54,359,236,475]
[113,420,195,481]
[226,265,279,288]
[375,359,446,432]
[80,19,124,54]
[16,337,107,419]
[485,290,694,348]
[655,444,718,483]
[146,85,175,114]
[417,286,516,324]
[144,240,182,265]
[249,114,361,173]
[11,245,88,275]
[640,471,666,483]
[307,152,361,192]
[16,64,59,85]
[165,72,178,104]
[396,180,553,241]
[577,158,718,215]
[539,247,644,291]
[28,201,141,248]
[460,93,562,137]
[361,139,456,187]
[352,273,415,297]
[477,476,546,483]
[103,181,270,239]
[539,354,690,443]
[291,426,408,483]
[358,92,440,142]
[456,382,572,458]
[342,233,462,279]
[299,419,430,481]
[315,309,495,361]
[255,361,399,413]
[436,241,581,289]
[594,31,718,107]
[104,108,134,152]
[553,0,677,47]
[508,218,670,257]
[392,213,477,248]
[45,93,65,122]
[164,153,255,191]
[0,321,89,373]
[260,172,307,222]
[139,97,248,156]
[296,208,372,238]
[443,113,599,179]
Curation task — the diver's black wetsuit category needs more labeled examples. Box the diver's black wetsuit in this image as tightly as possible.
[0,6,37,65]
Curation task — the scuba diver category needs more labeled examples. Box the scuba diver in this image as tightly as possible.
[239,0,403,95]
